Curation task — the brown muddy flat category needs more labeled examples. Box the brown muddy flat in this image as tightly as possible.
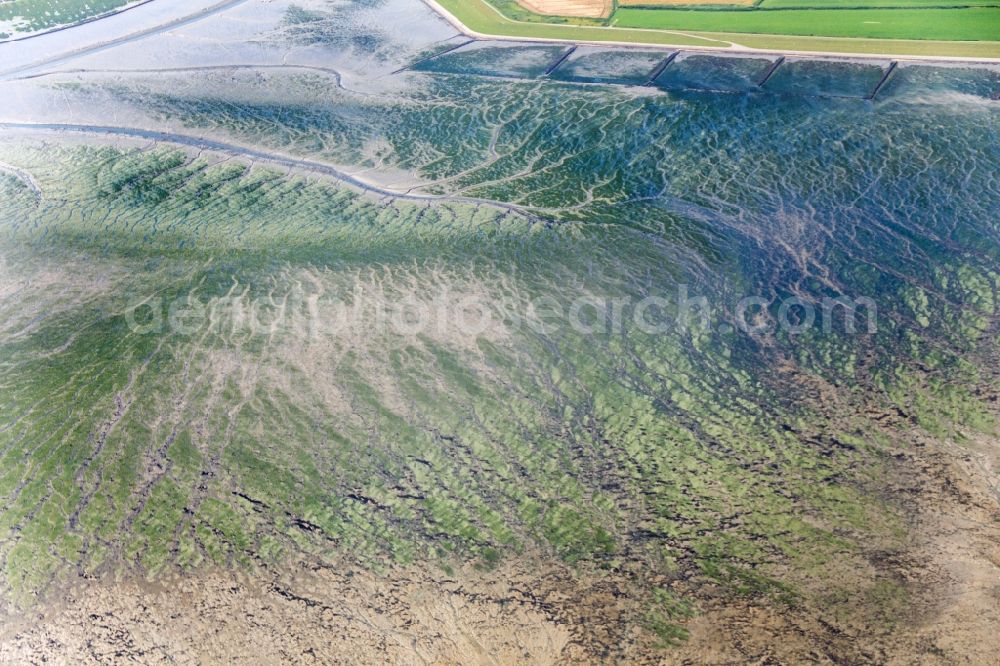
[3,428,998,665]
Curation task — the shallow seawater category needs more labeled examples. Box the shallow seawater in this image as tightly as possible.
[763,57,891,98]
[655,52,776,93]
[548,47,669,85]
[880,62,1000,101]
[411,41,571,79]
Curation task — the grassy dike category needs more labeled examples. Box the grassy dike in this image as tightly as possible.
[432,0,731,47]
[432,0,1000,57]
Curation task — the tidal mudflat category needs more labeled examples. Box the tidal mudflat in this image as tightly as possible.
[0,0,999,663]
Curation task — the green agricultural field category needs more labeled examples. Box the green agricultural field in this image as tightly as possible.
[758,0,999,6]
[613,7,1000,41]
[0,0,137,38]
[440,0,1000,57]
